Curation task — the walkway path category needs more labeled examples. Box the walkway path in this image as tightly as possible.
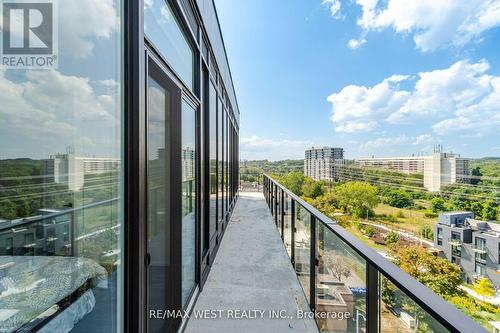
[185,192,318,333]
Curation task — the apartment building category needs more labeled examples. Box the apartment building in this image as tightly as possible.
[433,212,500,286]
[354,152,470,191]
[304,147,344,181]
[42,153,121,191]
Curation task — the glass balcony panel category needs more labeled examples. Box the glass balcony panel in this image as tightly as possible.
[294,204,311,302]
[283,194,292,257]
[316,223,367,333]
[379,275,451,333]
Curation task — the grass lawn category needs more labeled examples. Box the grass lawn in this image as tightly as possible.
[373,203,435,234]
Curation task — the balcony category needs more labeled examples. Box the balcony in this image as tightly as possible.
[473,247,488,255]
[185,192,318,333]
[219,174,485,333]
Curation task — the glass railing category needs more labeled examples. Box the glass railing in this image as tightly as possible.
[263,174,486,333]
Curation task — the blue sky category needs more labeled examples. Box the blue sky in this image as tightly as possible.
[215,0,500,160]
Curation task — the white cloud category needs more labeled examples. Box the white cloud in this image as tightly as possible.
[0,69,118,139]
[59,0,120,58]
[360,134,434,150]
[327,75,410,133]
[360,135,411,149]
[327,59,500,135]
[241,136,313,160]
[413,134,433,145]
[322,0,342,18]
[348,37,367,49]
[352,0,500,52]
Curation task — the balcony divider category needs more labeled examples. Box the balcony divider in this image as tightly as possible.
[262,174,486,333]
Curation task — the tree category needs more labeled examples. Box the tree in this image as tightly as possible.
[301,178,324,199]
[336,182,378,218]
[430,197,446,213]
[390,245,462,297]
[470,167,482,185]
[385,189,413,208]
[481,200,498,221]
[473,278,495,301]
[324,252,351,282]
[385,231,399,245]
[279,172,305,196]
[313,190,338,216]
[469,201,483,219]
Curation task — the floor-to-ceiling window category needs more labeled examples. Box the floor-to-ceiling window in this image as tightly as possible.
[181,99,196,307]
[217,97,224,227]
[209,81,218,241]
[0,0,123,332]
[146,70,172,333]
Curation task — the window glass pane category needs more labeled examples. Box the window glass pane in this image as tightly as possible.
[217,98,223,223]
[181,100,196,307]
[144,0,194,89]
[380,275,450,333]
[294,205,311,302]
[209,82,217,238]
[284,194,292,257]
[316,224,366,332]
[0,1,123,331]
[147,76,171,333]
[225,112,229,211]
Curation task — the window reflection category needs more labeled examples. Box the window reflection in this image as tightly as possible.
[181,99,196,307]
[144,0,194,89]
[0,0,123,332]
[209,82,217,239]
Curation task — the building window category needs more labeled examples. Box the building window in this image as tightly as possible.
[209,81,218,238]
[437,227,443,246]
[474,237,487,264]
[5,238,13,256]
[144,0,194,89]
[475,263,486,278]
[0,0,124,330]
[451,231,461,257]
[181,99,197,307]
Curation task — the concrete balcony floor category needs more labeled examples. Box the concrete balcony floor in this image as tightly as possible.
[185,192,318,333]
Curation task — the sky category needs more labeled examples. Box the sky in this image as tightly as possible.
[214,0,500,161]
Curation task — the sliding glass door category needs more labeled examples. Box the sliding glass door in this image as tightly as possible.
[147,58,178,333]
[146,55,198,332]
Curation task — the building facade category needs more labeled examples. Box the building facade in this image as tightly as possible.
[354,152,470,191]
[0,1,239,332]
[433,212,500,287]
[304,147,344,181]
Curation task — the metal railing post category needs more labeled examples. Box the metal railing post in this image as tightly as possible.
[280,190,285,240]
[291,199,295,265]
[310,215,316,311]
[367,264,379,333]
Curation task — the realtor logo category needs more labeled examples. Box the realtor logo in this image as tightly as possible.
[1,0,58,69]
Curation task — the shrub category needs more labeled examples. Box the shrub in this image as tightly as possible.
[424,210,438,218]
[385,231,399,245]
[420,225,434,240]
[365,226,375,237]
[396,211,405,218]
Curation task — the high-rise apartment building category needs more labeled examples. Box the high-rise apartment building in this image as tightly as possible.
[42,154,121,191]
[354,152,470,191]
[304,147,344,181]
